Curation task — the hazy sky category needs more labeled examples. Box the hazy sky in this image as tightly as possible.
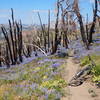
[0,0,98,25]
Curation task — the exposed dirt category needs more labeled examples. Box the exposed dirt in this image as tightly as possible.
[62,57,100,100]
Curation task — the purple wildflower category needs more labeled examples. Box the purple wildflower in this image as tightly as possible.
[52,63,61,68]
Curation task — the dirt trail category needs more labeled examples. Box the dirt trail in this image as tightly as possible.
[62,57,100,100]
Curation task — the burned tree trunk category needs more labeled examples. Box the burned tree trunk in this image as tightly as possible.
[76,13,89,49]
[1,26,14,64]
[60,4,69,48]
[51,0,60,54]
[11,8,18,63]
[9,19,16,64]
[88,0,98,44]
[47,10,50,52]
[1,8,23,65]
[38,12,47,52]
[16,21,23,62]
[5,44,10,68]
[77,13,87,43]
[86,14,89,40]
[51,32,54,54]
[0,45,2,67]
[43,24,47,53]
[27,45,32,57]
[73,0,89,49]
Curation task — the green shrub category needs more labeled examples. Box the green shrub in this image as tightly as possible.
[81,55,100,83]
[92,64,100,82]
[80,56,90,66]
[92,65,100,76]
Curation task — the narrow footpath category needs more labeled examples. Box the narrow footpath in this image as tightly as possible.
[62,57,100,100]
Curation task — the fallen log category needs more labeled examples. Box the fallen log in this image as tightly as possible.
[68,55,96,87]
[68,65,91,86]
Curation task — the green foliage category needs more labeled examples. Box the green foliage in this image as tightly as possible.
[81,55,100,66]
[80,56,91,66]
[81,55,100,83]
[92,64,100,82]
[92,65,100,76]
[92,75,100,82]
[41,79,67,89]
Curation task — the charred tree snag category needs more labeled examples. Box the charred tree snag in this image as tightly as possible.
[1,26,14,65]
[88,0,98,44]
[47,10,50,52]
[38,12,47,52]
[43,24,47,53]
[19,20,23,62]
[51,32,54,54]
[27,45,32,57]
[9,19,16,64]
[5,45,10,68]
[73,0,89,49]
[16,21,23,62]
[86,14,89,40]
[51,0,60,54]
[11,8,18,63]
[60,4,68,48]
[1,8,23,65]
[0,45,2,67]
[76,13,88,49]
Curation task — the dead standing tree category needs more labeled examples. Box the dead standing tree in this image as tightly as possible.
[5,44,10,68]
[11,8,18,63]
[86,14,89,40]
[1,26,14,65]
[0,45,2,66]
[88,0,98,44]
[1,8,23,66]
[47,10,50,52]
[37,12,47,52]
[58,0,77,48]
[73,0,98,47]
[51,0,60,54]
[60,2,69,48]
[73,0,89,49]
[16,20,23,62]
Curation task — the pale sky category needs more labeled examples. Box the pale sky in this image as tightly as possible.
[0,0,99,25]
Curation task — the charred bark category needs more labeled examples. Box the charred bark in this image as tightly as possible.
[86,14,89,40]
[16,21,23,62]
[51,0,60,54]
[47,10,50,51]
[73,0,89,49]
[9,19,16,64]
[11,8,18,63]
[1,26,14,64]
[0,45,2,67]
[61,4,69,48]
[5,44,10,68]
[38,12,47,52]
[88,0,98,43]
